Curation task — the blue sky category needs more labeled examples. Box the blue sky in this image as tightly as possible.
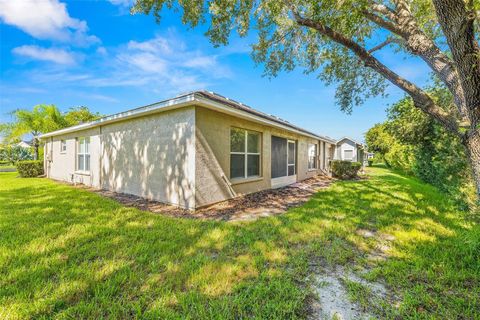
[0,0,431,142]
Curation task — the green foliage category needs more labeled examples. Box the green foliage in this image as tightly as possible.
[366,87,474,209]
[367,160,373,166]
[2,104,101,159]
[365,123,392,156]
[16,160,44,177]
[131,0,406,113]
[64,106,102,127]
[365,123,413,171]
[331,160,362,179]
[0,145,33,164]
[7,104,66,140]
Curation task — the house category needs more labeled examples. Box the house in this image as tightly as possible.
[334,137,366,163]
[16,141,33,149]
[39,91,336,210]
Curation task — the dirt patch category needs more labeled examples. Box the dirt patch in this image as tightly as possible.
[356,229,396,263]
[309,265,397,320]
[92,175,334,221]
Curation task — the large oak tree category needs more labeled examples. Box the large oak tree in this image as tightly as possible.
[132,0,480,203]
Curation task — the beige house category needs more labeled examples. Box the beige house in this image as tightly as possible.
[40,91,336,210]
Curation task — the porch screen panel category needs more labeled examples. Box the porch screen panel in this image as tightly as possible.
[271,136,287,178]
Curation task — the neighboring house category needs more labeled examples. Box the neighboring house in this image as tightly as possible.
[334,137,366,163]
[40,91,336,210]
[16,141,32,149]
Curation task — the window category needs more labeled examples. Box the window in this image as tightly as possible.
[344,149,353,161]
[77,137,90,171]
[60,140,67,153]
[308,143,317,170]
[230,128,261,179]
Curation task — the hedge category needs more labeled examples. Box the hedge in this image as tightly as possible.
[16,160,44,178]
[331,160,362,179]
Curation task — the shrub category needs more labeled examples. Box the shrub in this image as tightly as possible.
[331,160,362,179]
[0,145,33,164]
[16,160,44,177]
[368,160,374,167]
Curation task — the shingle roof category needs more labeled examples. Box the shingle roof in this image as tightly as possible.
[194,91,335,143]
[40,90,336,143]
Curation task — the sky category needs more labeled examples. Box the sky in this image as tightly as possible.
[0,0,432,142]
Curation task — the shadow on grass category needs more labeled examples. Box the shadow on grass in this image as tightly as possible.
[0,168,478,319]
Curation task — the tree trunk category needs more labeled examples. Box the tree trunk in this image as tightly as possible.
[465,130,480,204]
[34,138,39,160]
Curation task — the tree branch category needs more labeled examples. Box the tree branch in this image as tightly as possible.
[368,37,396,53]
[362,0,467,118]
[290,10,460,135]
[368,1,397,22]
[362,10,406,36]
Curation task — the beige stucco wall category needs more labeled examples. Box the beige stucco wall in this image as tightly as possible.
[195,107,326,207]
[44,107,196,209]
[101,107,196,209]
[43,105,330,209]
[44,127,101,188]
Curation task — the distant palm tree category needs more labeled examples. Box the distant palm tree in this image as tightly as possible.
[3,105,65,160]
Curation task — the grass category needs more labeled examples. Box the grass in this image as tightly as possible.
[0,164,16,170]
[1,167,479,319]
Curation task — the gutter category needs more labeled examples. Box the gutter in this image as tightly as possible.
[39,91,336,144]
[39,93,196,139]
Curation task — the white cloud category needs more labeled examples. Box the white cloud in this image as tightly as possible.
[118,35,231,78]
[107,0,134,8]
[0,0,98,46]
[5,32,233,95]
[12,45,77,65]
[96,47,107,55]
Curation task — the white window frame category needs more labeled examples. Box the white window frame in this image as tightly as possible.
[230,128,261,179]
[77,137,90,172]
[60,139,67,154]
[287,140,296,176]
[344,149,354,161]
[308,143,318,170]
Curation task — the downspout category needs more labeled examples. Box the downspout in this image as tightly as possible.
[99,125,102,189]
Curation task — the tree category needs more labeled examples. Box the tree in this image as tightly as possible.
[1,105,102,160]
[0,145,33,164]
[64,106,102,127]
[367,87,474,208]
[365,122,414,171]
[132,0,480,203]
[365,123,394,166]
[3,105,65,160]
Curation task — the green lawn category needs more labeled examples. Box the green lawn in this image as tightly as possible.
[1,167,479,319]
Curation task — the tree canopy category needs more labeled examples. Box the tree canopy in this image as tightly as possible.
[0,104,102,159]
[366,87,474,209]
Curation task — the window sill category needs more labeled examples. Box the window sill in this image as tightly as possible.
[230,176,263,185]
[74,171,91,176]
[307,168,318,172]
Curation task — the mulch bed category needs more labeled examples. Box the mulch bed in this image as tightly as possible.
[92,175,335,221]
